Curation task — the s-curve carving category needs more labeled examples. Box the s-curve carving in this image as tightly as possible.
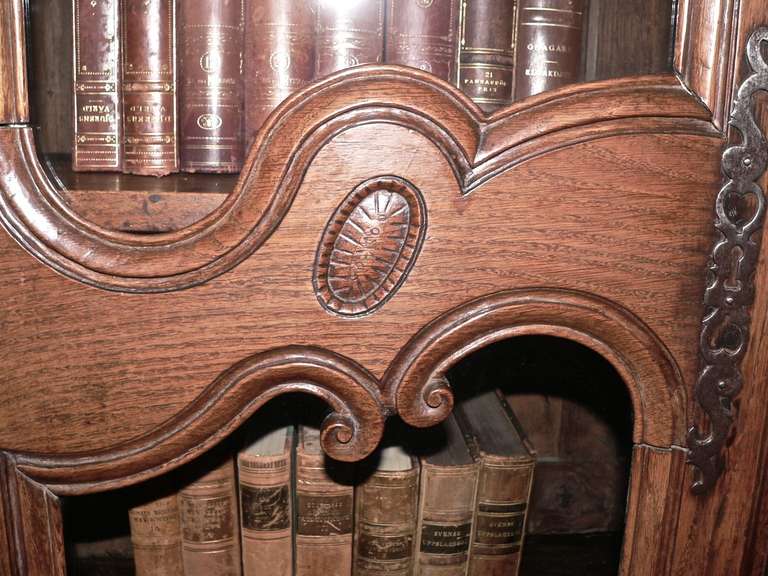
[14,346,385,494]
[0,67,715,293]
[313,176,426,317]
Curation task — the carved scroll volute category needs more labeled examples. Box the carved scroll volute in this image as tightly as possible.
[688,27,768,493]
[15,347,386,492]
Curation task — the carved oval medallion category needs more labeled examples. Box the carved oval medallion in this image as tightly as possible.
[314,176,427,317]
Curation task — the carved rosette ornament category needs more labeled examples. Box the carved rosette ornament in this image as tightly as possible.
[313,176,427,316]
[687,28,768,493]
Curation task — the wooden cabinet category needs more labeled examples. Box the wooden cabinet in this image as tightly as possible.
[0,1,767,574]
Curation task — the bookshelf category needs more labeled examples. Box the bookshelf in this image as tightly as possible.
[2,1,768,576]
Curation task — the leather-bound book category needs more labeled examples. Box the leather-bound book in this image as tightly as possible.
[179,458,242,575]
[244,0,316,147]
[513,0,587,99]
[295,425,354,576]
[316,0,385,77]
[72,0,122,171]
[385,0,461,83]
[415,413,479,575]
[128,492,184,575]
[458,0,517,113]
[354,446,420,576]
[455,389,536,576]
[178,0,244,173]
[238,425,294,576]
[121,0,178,176]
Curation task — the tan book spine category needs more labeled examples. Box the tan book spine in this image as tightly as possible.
[121,0,178,176]
[457,0,517,113]
[128,493,184,576]
[468,455,534,576]
[295,427,354,576]
[72,0,122,171]
[244,0,317,148]
[513,0,587,99]
[238,433,293,575]
[179,459,242,576]
[354,457,420,575]
[315,0,385,77]
[415,460,479,575]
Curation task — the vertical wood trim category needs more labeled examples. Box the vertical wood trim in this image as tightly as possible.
[0,0,29,124]
[674,0,738,131]
[1,454,66,576]
[0,454,19,575]
[620,445,685,576]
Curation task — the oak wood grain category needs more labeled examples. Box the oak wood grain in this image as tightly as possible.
[1,2,768,575]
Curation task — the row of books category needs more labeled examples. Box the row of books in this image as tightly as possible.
[73,0,587,176]
[128,389,536,575]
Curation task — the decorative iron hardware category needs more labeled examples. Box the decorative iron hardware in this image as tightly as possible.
[688,27,768,493]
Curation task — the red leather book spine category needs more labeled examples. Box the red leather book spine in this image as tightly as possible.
[458,0,517,113]
[72,0,122,172]
[513,0,587,99]
[316,0,385,77]
[385,0,461,83]
[178,0,244,173]
[244,0,316,148]
[122,0,178,176]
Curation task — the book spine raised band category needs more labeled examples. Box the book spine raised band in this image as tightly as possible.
[122,0,178,176]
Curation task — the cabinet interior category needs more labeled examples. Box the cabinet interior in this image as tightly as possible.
[64,337,633,575]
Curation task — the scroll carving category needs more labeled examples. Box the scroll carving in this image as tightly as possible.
[387,288,685,447]
[687,27,768,493]
[15,347,385,493]
[313,176,426,317]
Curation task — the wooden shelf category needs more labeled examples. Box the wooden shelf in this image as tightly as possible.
[47,156,233,233]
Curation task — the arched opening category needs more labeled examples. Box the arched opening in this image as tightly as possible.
[447,335,634,575]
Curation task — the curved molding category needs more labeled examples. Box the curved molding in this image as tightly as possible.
[687,28,768,494]
[13,346,385,495]
[0,68,718,293]
[385,289,686,448]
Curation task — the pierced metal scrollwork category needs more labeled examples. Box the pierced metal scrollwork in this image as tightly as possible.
[688,27,768,493]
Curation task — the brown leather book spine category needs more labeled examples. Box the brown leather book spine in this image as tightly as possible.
[458,0,517,113]
[178,0,244,173]
[238,433,293,576]
[244,1,316,148]
[354,456,420,575]
[121,0,178,176]
[385,0,461,83]
[128,493,184,576]
[295,426,354,576]
[467,455,534,576]
[415,464,479,574]
[179,459,242,576]
[72,0,122,172]
[316,0,385,77]
[513,0,587,99]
